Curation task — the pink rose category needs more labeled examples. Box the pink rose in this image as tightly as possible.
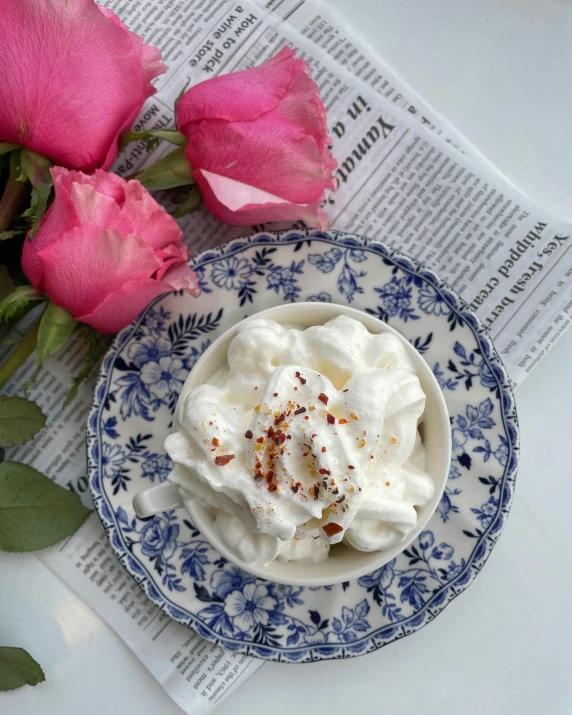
[0,0,165,171]
[22,168,199,334]
[177,47,337,229]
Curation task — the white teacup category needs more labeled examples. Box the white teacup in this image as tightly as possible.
[133,303,451,586]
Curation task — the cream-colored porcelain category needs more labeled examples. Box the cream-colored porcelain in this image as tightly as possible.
[133,302,451,586]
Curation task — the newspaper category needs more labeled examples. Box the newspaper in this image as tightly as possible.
[108,0,572,387]
[3,0,572,712]
[40,514,262,714]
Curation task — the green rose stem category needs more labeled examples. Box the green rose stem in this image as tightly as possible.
[0,151,28,232]
[0,321,39,390]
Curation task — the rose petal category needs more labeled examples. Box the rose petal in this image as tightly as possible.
[98,7,165,92]
[121,180,182,249]
[275,65,336,168]
[0,0,165,171]
[37,226,161,318]
[195,168,329,229]
[186,114,334,205]
[74,278,175,333]
[177,47,296,133]
[158,263,201,296]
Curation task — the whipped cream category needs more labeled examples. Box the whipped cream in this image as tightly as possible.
[165,316,434,565]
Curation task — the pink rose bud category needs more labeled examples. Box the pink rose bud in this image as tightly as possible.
[0,0,165,171]
[22,168,200,334]
[177,47,337,229]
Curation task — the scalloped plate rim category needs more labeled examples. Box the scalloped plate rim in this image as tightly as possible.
[87,228,519,662]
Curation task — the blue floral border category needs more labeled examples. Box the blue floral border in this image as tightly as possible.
[88,228,519,662]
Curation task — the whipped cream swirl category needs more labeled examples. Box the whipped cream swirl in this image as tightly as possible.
[165,316,434,565]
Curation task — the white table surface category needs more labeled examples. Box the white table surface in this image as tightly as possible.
[2,1,572,713]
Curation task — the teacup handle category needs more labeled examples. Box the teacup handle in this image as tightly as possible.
[132,482,184,518]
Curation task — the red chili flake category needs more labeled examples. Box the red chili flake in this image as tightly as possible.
[301,377,307,385]
[338,418,348,425]
[332,488,339,495]
[312,433,317,438]
[244,430,253,439]
[275,432,286,445]
[256,436,264,444]
[212,437,219,447]
[303,452,309,458]
[274,392,278,397]
[313,485,320,499]
[322,522,343,537]
[209,421,213,425]
[321,446,327,453]
[326,413,335,425]
[318,393,329,405]
[267,426,275,438]
[343,388,349,393]
[291,485,299,493]
[287,434,292,440]
[294,387,298,391]
[254,386,258,390]
[274,413,285,426]
[255,461,262,469]
[266,470,274,481]
[294,407,306,415]
[254,472,264,481]
[268,483,277,492]
[319,468,331,475]
[348,465,355,470]
[336,494,346,503]
[304,415,309,420]
[215,455,235,466]
[386,481,391,486]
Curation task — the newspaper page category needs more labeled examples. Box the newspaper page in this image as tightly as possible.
[107,0,572,387]
[3,0,572,712]
[39,514,262,714]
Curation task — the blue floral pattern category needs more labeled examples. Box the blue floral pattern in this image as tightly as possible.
[88,229,519,663]
[308,247,367,302]
[112,306,215,421]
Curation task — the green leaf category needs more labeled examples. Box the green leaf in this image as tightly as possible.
[120,129,186,150]
[0,150,28,233]
[0,285,43,323]
[131,147,194,190]
[36,302,77,371]
[20,150,53,238]
[174,78,191,114]
[0,396,46,447]
[0,462,90,552]
[0,647,45,691]
[171,184,202,218]
[0,227,26,241]
[64,326,104,406]
[0,143,19,156]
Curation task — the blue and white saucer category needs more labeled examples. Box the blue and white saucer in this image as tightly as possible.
[88,229,519,662]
